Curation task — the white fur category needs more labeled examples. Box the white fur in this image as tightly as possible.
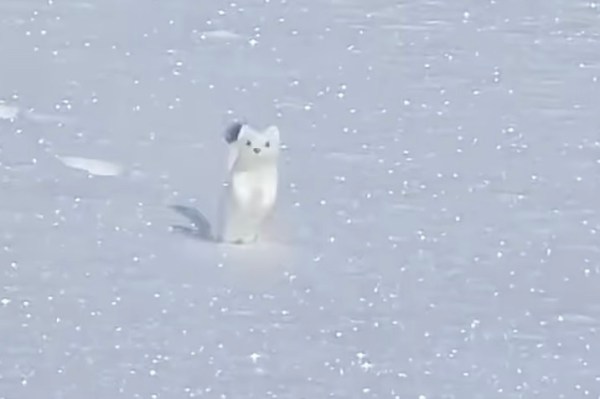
[217,124,280,244]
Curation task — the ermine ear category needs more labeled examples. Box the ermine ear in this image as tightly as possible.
[264,125,280,142]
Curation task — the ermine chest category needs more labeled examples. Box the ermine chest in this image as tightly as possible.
[232,173,276,210]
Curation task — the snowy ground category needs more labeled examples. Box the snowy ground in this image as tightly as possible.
[1,0,600,398]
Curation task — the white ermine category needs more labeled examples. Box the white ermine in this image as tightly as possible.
[216,122,280,244]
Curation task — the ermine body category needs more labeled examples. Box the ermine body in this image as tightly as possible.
[216,122,280,244]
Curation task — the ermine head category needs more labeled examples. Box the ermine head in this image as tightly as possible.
[225,123,280,170]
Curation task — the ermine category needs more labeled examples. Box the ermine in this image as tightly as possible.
[216,122,280,244]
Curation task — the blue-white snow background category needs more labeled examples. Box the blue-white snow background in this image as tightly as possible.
[1,0,600,397]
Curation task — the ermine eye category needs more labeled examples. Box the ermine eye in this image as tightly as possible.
[265,141,271,148]
[246,140,252,146]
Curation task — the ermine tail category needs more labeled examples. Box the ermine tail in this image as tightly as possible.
[224,122,244,144]
[224,122,244,171]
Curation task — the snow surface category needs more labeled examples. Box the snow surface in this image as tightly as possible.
[57,156,123,176]
[1,0,600,398]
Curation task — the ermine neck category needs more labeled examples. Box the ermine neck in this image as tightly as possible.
[235,159,277,173]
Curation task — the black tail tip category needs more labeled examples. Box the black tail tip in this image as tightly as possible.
[224,122,244,143]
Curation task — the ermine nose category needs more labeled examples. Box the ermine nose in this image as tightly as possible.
[253,147,261,154]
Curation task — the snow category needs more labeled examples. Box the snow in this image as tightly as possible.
[0,103,19,121]
[57,156,123,177]
[1,0,600,398]
[200,30,244,41]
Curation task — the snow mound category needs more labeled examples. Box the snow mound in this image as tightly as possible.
[200,29,243,41]
[57,156,123,176]
[0,103,19,121]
